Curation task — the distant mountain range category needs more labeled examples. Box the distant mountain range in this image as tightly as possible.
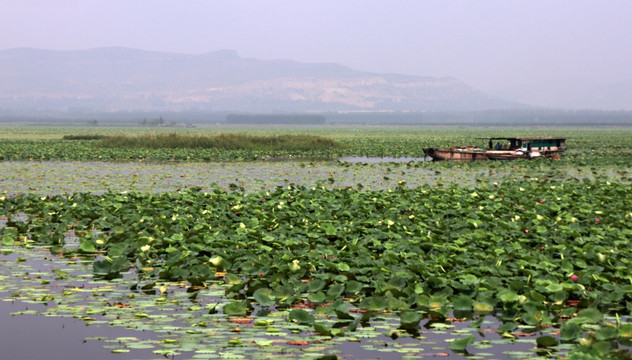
[0,47,523,113]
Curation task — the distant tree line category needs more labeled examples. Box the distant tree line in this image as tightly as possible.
[139,116,176,127]
[1,109,631,126]
[226,114,326,125]
[324,109,632,126]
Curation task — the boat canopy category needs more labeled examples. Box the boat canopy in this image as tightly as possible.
[477,137,568,151]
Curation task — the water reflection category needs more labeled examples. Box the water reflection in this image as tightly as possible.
[0,300,157,360]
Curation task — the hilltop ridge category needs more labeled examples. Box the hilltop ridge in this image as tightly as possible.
[0,47,521,113]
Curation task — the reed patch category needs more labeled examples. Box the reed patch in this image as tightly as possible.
[97,133,341,151]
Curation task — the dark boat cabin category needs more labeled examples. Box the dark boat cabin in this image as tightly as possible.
[482,137,568,152]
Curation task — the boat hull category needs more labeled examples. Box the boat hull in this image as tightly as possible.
[423,148,488,161]
[485,150,564,160]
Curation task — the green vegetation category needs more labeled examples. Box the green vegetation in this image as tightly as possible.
[1,128,353,160]
[2,179,632,358]
[1,125,632,359]
[98,133,341,151]
[1,126,632,166]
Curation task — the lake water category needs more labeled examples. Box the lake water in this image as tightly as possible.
[0,300,158,360]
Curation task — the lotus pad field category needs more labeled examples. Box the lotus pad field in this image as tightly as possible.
[1,125,632,359]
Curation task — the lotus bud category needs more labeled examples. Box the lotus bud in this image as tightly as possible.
[209,256,225,268]
[289,259,301,272]
[597,253,606,263]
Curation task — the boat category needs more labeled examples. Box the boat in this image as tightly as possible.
[423,137,568,161]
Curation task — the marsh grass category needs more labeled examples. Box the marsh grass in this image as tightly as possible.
[62,134,109,140]
[98,133,342,151]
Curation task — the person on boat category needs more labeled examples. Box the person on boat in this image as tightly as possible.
[495,142,501,150]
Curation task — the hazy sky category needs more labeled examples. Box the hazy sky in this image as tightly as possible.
[2,0,631,92]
